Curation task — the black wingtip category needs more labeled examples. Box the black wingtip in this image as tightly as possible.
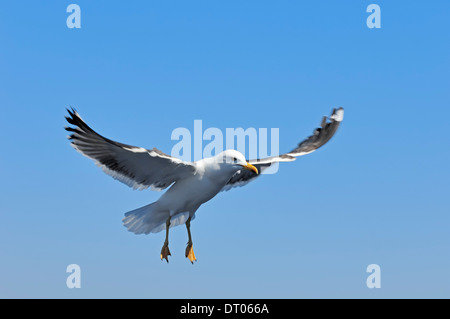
[65,107,80,121]
[65,107,86,127]
[66,106,77,114]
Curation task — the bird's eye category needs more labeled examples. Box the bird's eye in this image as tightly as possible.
[233,157,237,163]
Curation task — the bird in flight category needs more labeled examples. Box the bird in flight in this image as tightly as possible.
[65,107,344,263]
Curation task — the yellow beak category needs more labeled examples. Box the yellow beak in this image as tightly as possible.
[242,163,259,175]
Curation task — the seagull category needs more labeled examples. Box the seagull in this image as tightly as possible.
[65,107,344,263]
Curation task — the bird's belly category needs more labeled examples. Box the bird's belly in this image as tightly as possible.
[156,176,225,214]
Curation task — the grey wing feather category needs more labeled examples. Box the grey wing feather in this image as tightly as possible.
[65,108,195,191]
[285,107,344,157]
[222,107,344,191]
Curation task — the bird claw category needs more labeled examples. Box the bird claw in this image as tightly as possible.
[160,243,171,263]
[185,242,197,264]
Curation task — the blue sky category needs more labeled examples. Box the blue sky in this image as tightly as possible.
[1,1,449,298]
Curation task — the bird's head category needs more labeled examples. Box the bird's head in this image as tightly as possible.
[215,150,259,175]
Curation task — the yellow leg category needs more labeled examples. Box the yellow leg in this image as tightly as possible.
[160,216,171,262]
[185,217,197,264]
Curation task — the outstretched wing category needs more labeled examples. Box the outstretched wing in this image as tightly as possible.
[65,108,196,191]
[222,107,344,191]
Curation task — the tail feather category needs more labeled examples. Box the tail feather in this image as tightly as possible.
[122,203,195,234]
[123,203,165,235]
